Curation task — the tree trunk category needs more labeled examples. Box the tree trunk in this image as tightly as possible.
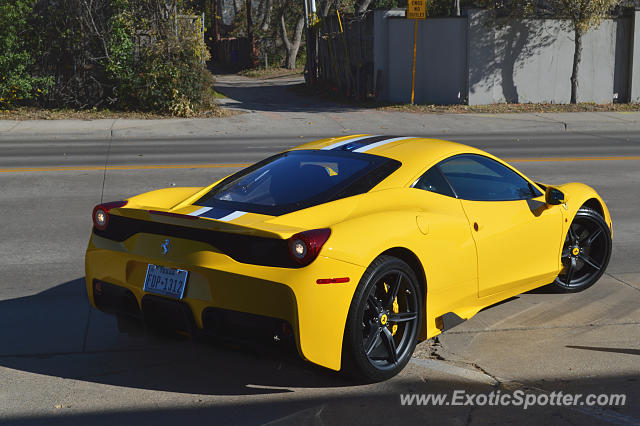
[246,0,258,67]
[570,27,583,104]
[260,0,272,30]
[453,0,460,16]
[356,0,372,14]
[320,0,333,17]
[212,0,219,41]
[233,0,243,15]
[280,13,304,69]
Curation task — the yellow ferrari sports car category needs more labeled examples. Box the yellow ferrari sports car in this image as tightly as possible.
[86,135,612,381]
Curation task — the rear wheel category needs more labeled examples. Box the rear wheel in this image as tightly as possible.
[342,256,422,381]
[553,207,612,292]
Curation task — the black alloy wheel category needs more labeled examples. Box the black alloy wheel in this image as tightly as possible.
[554,207,612,292]
[343,255,422,381]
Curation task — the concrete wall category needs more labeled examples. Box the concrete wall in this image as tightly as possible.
[468,10,617,105]
[631,11,640,103]
[376,16,467,104]
[372,9,638,105]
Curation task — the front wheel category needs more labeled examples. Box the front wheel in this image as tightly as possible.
[553,207,612,292]
[342,255,422,382]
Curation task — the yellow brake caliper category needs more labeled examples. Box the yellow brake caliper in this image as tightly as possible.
[383,282,400,336]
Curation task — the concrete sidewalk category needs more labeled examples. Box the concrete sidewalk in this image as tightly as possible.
[2,110,640,142]
[1,72,640,141]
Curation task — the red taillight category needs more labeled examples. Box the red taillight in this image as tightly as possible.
[288,228,331,266]
[92,200,127,230]
[316,277,350,284]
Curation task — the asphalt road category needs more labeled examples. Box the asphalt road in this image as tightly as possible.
[1,130,639,425]
[2,130,640,169]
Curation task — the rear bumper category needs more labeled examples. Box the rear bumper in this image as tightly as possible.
[85,232,365,371]
[92,280,298,351]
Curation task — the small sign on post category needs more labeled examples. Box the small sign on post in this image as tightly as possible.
[407,0,427,104]
[407,0,427,20]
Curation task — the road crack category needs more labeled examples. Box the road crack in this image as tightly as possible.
[100,119,116,202]
[533,113,568,131]
[429,345,639,425]
[444,321,640,335]
[606,273,640,292]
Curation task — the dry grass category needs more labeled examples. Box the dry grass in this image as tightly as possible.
[380,102,640,114]
[0,105,238,121]
[291,84,640,114]
[238,67,304,79]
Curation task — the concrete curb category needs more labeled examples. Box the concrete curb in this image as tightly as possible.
[1,111,639,142]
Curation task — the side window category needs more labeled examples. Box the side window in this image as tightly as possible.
[438,154,541,201]
[413,166,455,197]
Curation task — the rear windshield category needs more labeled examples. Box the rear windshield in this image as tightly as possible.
[195,150,400,216]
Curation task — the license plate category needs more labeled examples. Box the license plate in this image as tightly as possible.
[143,264,189,299]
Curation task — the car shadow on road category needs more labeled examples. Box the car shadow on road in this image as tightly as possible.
[0,278,356,396]
[2,280,639,425]
[3,373,639,426]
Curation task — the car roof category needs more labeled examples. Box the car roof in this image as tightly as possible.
[291,135,491,188]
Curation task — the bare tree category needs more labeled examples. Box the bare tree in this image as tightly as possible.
[260,0,273,30]
[279,12,304,69]
[355,0,373,14]
[555,0,622,103]
[246,0,258,66]
[233,0,243,14]
[506,0,622,103]
[319,0,334,17]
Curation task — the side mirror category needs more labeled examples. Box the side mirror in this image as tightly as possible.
[545,187,566,205]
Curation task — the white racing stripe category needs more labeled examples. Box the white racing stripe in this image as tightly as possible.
[188,207,212,216]
[217,211,247,221]
[320,135,378,150]
[352,136,415,153]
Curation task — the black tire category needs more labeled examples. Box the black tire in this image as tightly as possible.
[552,207,612,292]
[342,255,423,382]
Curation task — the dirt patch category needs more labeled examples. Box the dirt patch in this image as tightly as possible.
[291,84,640,114]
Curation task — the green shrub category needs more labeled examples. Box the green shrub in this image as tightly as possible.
[8,0,215,115]
[105,0,215,116]
[0,0,52,109]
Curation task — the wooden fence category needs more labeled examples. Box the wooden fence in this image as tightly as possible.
[316,13,376,99]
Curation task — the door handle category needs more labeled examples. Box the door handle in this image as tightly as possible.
[473,222,479,232]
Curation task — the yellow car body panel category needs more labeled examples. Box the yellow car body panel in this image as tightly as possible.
[86,232,364,370]
[461,196,564,298]
[85,135,612,372]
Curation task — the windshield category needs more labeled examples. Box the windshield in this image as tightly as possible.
[195,150,400,216]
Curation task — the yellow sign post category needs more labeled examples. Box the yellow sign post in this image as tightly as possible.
[407,0,427,104]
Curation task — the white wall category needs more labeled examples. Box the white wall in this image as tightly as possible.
[468,10,617,105]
